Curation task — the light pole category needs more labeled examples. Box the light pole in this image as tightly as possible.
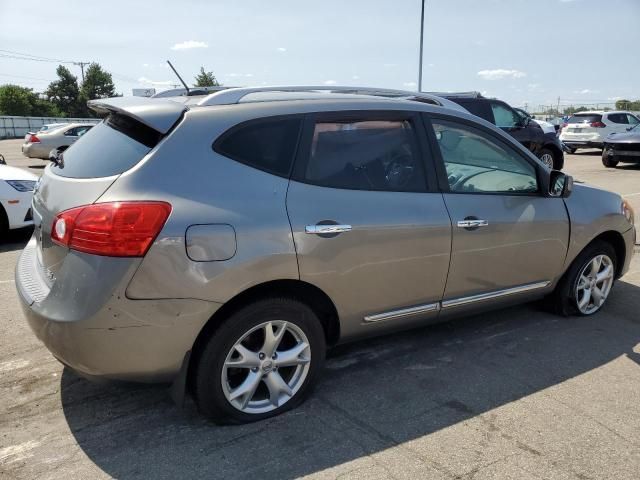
[418,0,425,92]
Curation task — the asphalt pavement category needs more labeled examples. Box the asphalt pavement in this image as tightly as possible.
[1,138,639,480]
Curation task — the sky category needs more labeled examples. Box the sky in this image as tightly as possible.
[0,0,639,110]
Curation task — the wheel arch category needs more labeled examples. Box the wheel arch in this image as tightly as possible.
[590,230,628,278]
[185,279,340,392]
[543,142,564,169]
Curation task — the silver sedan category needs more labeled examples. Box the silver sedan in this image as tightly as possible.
[21,123,96,159]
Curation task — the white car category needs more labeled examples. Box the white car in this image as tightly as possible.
[0,165,38,237]
[560,111,640,152]
[21,123,96,160]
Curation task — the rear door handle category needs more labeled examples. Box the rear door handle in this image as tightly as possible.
[457,219,488,229]
[305,224,352,235]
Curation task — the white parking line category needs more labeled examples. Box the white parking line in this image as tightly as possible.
[624,192,640,197]
[0,280,14,284]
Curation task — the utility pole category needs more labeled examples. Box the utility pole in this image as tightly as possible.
[74,61,90,82]
[557,96,560,115]
[418,0,425,92]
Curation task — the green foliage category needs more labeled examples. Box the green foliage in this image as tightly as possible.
[0,84,61,116]
[563,106,589,115]
[193,67,220,87]
[615,99,640,111]
[45,65,82,117]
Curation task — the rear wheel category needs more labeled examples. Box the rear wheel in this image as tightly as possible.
[194,297,326,424]
[602,150,619,168]
[551,240,617,316]
[538,148,556,169]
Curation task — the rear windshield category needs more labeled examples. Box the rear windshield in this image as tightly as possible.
[568,114,602,124]
[51,114,161,178]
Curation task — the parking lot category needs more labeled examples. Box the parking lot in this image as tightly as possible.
[1,138,639,479]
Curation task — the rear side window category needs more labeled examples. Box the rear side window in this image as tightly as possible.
[568,114,602,124]
[450,99,494,123]
[607,113,628,124]
[299,117,427,192]
[214,117,302,177]
[51,114,161,179]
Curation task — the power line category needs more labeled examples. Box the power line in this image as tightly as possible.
[0,48,74,63]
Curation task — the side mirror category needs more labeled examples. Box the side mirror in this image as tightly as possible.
[549,170,573,198]
[48,148,63,167]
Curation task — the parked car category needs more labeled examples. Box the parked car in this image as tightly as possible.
[515,108,558,135]
[602,122,640,167]
[16,86,635,424]
[437,93,565,170]
[559,111,640,152]
[21,123,96,160]
[0,164,38,237]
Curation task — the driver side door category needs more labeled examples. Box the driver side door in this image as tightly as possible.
[425,115,570,310]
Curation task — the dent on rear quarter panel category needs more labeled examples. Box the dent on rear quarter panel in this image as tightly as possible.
[562,183,630,269]
[96,107,300,303]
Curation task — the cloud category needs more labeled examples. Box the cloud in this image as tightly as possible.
[574,88,598,94]
[142,63,149,68]
[137,76,174,86]
[403,81,417,88]
[171,40,208,51]
[277,47,287,52]
[352,75,360,80]
[224,73,254,78]
[383,63,398,68]
[323,80,337,85]
[477,69,526,80]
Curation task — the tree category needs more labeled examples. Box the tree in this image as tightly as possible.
[45,65,82,117]
[615,99,632,110]
[0,84,60,116]
[193,67,220,87]
[80,63,116,101]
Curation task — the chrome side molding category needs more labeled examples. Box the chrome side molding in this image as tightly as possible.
[441,281,551,309]
[363,302,440,323]
[363,281,550,323]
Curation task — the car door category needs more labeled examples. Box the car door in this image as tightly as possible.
[626,113,640,129]
[286,111,452,340]
[489,100,534,152]
[425,115,570,312]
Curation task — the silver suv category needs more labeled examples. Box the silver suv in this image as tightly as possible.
[16,86,636,424]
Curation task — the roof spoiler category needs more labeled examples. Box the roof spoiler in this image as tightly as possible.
[87,96,187,134]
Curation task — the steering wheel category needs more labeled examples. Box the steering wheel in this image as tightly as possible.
[385,153,415,189]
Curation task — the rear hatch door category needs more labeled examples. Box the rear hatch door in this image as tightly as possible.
[563,113,602,137]
[32,97,186,277]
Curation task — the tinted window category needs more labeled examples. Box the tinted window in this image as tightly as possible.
[451,99,493,123]
[568,114,602,124]
[607,113,628,124]
[302,118,426,192]
[52,115,159,179]
[627,114,640,125]
[432,120,537,194]
[215,118,302,177]
[490,102,519,128]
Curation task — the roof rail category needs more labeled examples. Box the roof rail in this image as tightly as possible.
[196,85,466,111]
[427,91,484,99]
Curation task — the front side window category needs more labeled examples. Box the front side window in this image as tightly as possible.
[432,120,538,194]
[626,114,639,125]
[302,117,426,192]
[214,117,302,177]
[490,102,520,128]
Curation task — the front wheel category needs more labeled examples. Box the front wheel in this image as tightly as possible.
[552,241,617,316]
[194,297,326,424]
[538,148,556,169]
[602,151,619,168]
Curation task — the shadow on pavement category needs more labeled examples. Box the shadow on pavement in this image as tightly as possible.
[0,227,33,253]
[60,280,640,479]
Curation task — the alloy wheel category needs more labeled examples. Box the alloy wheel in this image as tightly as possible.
[540,153,554,169]
[221,320,311,414]
[575,254,614,314]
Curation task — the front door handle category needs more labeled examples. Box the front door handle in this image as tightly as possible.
[305,224,352,235]
[457,219,488,229]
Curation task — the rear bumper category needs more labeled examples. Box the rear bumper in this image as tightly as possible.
[21,143,50,159]
[561,140,604,149]
[16,237,220,383]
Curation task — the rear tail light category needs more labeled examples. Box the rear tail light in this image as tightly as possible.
[590,121,606,128]
[51,201,172,257]
[29,134,40,143]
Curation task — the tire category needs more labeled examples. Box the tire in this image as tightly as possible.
[538,148,556,169]
[602,151,619,168]
[194,297,326,424]
[0,205,8,240]
[551,240,617,316]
